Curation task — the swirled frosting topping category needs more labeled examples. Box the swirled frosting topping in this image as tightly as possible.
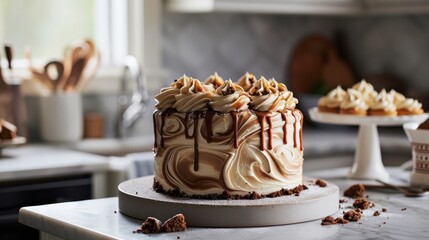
[156,74,299,112]
[155,75,194,110]
[340,89,369,111]
[352,79,377,104]
[370,89,396,111]
[318,85,346,108]
[237,72,257,92]
[211,80,251,112]
[173,78,213,112]
[270,79,298,110]
[389,89,406,106]
[397,98,423,111]
[204,72,224,92]
[249,77,288,112]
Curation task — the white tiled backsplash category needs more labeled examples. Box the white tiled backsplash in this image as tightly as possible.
[162,13,429,92]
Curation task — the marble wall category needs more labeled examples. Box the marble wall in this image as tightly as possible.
[162,13,429,93]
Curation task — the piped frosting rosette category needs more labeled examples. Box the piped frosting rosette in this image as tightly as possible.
[155,75,193,110]
[248,77,290,112]
[210,80,251,112]
[318,85,347,109]
[340,88,369,113]
[270,79,299,110]
[237,72,257,92]
[397,98,423,112]
[173,78,213,112]
[204,72,225,92]
[370,89,396,112]
[352,79,377,104]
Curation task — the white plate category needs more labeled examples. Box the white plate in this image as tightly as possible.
[309,107,428,126]
[0,136,26,156]
[118,176,339,227]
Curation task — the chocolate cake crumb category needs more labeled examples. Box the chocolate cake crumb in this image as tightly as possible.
[114,211,117,213]
[139,217,162,234]
[343,184,365,199]
[353,198,371,209]
[315,179,327,188]
[401,208,407,211]
[382,208,387,212]
[383,221,386,224]
[343,210,362,221]
[177,236,180,239]
[161,214,187,233]
[321,216,349,225]
[373,211,380,216]
[335,217,349,224]
[321,216,336,225]
[339,199,347,203]
[355,208,361,213]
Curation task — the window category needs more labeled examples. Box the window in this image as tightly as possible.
[0,0,161,94]
[0,0,127,67]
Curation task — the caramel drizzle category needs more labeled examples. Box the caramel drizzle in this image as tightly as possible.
[256,112,273,151]
[280,112,288,144]
[291,109,304,151]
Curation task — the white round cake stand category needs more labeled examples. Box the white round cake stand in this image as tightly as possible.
[118,176,339,227]
[309,107,428,181]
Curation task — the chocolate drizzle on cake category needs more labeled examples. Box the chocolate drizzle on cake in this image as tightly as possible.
[159,109,176,148]
[230,111,239,148]
[154,109,303,173]
[205,111,216,143]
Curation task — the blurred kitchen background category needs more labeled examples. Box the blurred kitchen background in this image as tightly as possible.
[1,0,429,239]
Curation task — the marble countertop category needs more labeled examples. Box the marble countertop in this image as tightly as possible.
[0,145,108,182]
[19,167,429,240]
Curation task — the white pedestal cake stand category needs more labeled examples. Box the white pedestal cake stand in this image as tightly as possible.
[118,176,339,227]
[309,107,428,181]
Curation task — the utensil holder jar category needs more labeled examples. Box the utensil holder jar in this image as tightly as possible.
[39,93,82,142]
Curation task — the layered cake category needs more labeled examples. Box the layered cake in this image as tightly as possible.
[153,74,304,199]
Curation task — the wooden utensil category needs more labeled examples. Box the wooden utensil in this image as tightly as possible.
[63,58,85,92]
[60,39,95,92]
[75,51,101,92]
[43,61,64,93]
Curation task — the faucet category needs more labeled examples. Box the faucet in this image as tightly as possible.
[117,56,149,138]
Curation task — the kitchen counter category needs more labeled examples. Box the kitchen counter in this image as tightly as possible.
[0,145,109,198]
[18,165,428,240]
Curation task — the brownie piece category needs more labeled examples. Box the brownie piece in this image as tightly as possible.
[353,198,371,210]
[335,217,349,224]
[321,216,336,225]
[321,216,349,225]
[161,214,187,232]
[343,184,365,199]
[418,119,429,130]
[315,179,327,188]
[343,210,362,221]
[139,217,162,234]
[0,119,17,140]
